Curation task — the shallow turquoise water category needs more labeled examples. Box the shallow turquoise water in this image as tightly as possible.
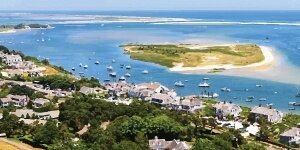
[0,11,300,113]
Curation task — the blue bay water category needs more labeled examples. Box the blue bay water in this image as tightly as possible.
[1,11,300,113]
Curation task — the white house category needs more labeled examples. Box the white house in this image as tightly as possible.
[280,123,300,145]
[250,106,283,123]
[33,98,50,108]
[149,136,190,150]
[213,101,242,119]
[2,54,22,66]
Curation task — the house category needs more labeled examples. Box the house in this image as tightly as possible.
[137,82,168,93]
[10,109,35,118]
[79,86,104,95]
[151,93,176,106]
[172,96,204,112]
[33,98,50,108]
[8,94,29,107]
[0,97,14,107]
[2,54,22,66]
[250,106,283,123]
[213,101,242,119]
[37,110,59,120]
[0,95,29,107]
[149,136,190,150]
[1,69,23,78]
[19,118,47,125]
[280,123,300,145]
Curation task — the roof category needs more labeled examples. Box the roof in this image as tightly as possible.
[214,102,240,111]
[149,136,189,150]
[180,97,202,106]
[0,97,13,103]
[151,93,174,103]
[33,98,50,104]
[250,106,283,117]
[7,94,27,100]
[19,118,47,125]
[137,82,164,91]
[37,110,59,118]
[280,127,300,137]
[76,125,89,135]
[10,109,35,118]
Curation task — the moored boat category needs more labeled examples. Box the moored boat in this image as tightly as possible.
[124,73,131,77]
[259,98,267,101]
[174,81,184,87]
[95,61,100,65]
[107,66,113,71]
[142,70,149,74]
[198,82,210,88]
[221,87,231,92]
[83,65,88,69]
[71,67,75,71]
[125,65,131,70]
[109,72,117,77]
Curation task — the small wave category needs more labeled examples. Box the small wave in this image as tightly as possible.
[152,21,300,26]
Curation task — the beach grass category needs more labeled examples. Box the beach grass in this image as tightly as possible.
[122,44,264,68]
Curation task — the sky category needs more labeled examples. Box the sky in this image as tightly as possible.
[0,0,300,11]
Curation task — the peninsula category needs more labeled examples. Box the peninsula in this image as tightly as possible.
[122,44,270,71]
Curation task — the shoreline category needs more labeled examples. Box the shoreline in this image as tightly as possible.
[170,45,274,71]
[0,29,16,34]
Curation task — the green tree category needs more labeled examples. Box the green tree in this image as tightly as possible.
[239,142,266,150]
[33,120,60,144]
[112,141,141,150]
[192,138,216,150]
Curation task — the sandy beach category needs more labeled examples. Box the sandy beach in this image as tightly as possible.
[0,29,16,34]
[170,45,274,71]
[170,45,300,85]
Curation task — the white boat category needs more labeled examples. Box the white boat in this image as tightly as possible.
[174,81,184,87]
[95,61,100,65]
[36,39,40,42]
[41,38,45,42]
[124,73,131,77]
[203,78,210,80]
[289,102,297,105]
[48,38,51,41]
[198,82,210,88]
[107,66,113,71]
[20,41,25,44]
[83,65,88,69]
[256,84,263,87]
[71,67,75,71]
[79,63,82,67]
[112,59,116,63]
[142,70,149,74]
[200,93,219,98]
[109,72,117,77]
[125,65,131,70]
[184,80,188,82]
[119,76,126,81]
[221,87,231,92]
[259,98,267,101]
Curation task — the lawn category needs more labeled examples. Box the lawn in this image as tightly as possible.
[122,44,264,68]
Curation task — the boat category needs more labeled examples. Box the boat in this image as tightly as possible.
[289,102,297,105]
[233,97,238,99]
[124,73,131,77]
[289,107,296,110]
[71,67,75,71]
[119,76,126,81]
[174,81,184,87]
[142,70,149,74]
[200,93,219,98]
[259,98,267,101]
[104,79,110,82]
[256,84,263,87]
[245,89,249,92]
[221,87,231,92]
[41,38,45,42]
[293,103,300,106]
[245,99,253,102]
[184,80,188,82]
[79,63,82,67]
[203,78,210,81]
[109,72,117,77]
[112,59,116,63]
[198,82,210,88]
[107,66,113,71]
[125,65,131,70]
[247,96,255,99]
[79,72,84,75]
[95,61,100,65]
[83,65,88,69]
[36,39,40,42]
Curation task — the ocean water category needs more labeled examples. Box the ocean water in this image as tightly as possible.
[0,11,300,113]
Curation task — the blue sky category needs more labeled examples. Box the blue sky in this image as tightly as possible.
[1,0,300,11]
